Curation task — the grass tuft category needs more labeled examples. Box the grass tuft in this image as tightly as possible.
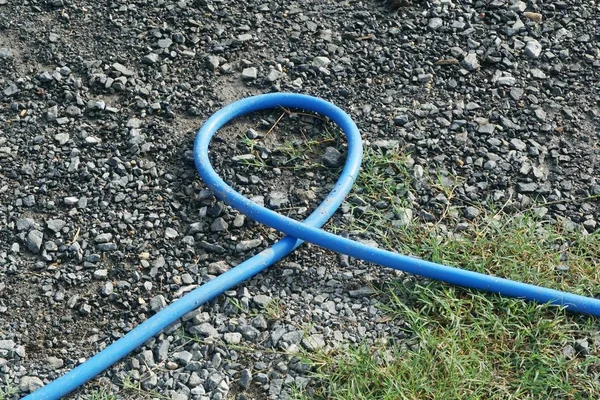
[87,387,119,400]
[0,377,18,400]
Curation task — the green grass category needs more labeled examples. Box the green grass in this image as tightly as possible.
[264,297,285,320]
[87,388,118,400]
[298,213,600,400]
[354,146,414,205]
[0,377,18,400]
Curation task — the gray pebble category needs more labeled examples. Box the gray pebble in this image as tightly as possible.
[140,350,155,367]
[63,196,79,206]
[269,378,283,398]
[45,356,64,370]
[55,133,70,145]
[165,227,179,239]
[126,118,142,129]
[517,182,538,193]
[510,138,527,151]
[95,233,113,243]
[530,69,547,79]
[102,282,113,296]
[428,17,443,30]
[188,372,202,387]
[152,256,167,268]
[395,208,413,227]
[372,139,400,150]
[206,55,220,71]
[393,115,410,126]
[172,32,185,43]
[208,260,230,274]
[158,38,172,48]
[47,105,58,121]
[22,194,35,207]
[312,56,331,68]
[26,230,43,253]
[238,325,260,341]
[112,63,134,76]
[142,53,159,65]
[172,350,193,365]
[207,372,225,391]
[17,218,35,231]
[3,83,19,97]
[461,53,480,71]
[464,206,480,219]
[239,369,252,389]
[241,67,258,80]
[556,265,569,273]
[190,322,219,338]
[510,88,524,100]
[534,108,546,121]
[525,39,542,59]
[79,304,91,315]
[268,191,289,209]
[232,154,256,162]
[583,219,596,232]
[255,373,269,384]
[150,295,167,312]
[253,294,271,307]
[496,76,516,86]
[322,147,344,168]
[0,47,13,59]
[281,330,303,345]
[413,165,424,179]
[301,334,325,351]
[246,129,259,139]
[236,238,262,253]
[233,214,245,228]
[93,269,108,279]
[65,105,81,117]
[223,332,242,345]
[271,327,287,346]
[38,71,53,82]
[46,219,66,232]
[96,243,117,251]
[478,124,495,134]
[188,222,205,235]
[349,286,375,298]
[252,314,268,330]
[155,340,170,362]
[267,69,283,82]
[19,376,44,393]
[574,338,589,355]
[0,340,15,350]
[211,218,229,232]
[181,236,195,246]
[563,344,576,357]
[85,136,101,144]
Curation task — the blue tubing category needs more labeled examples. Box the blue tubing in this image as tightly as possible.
[25,93,600,399]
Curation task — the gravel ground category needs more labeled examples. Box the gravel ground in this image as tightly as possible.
[1,0,599,398]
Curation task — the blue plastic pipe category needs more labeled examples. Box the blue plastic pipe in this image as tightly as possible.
[25,93,600,400]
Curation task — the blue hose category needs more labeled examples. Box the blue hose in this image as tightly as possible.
[24,93,600,399]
